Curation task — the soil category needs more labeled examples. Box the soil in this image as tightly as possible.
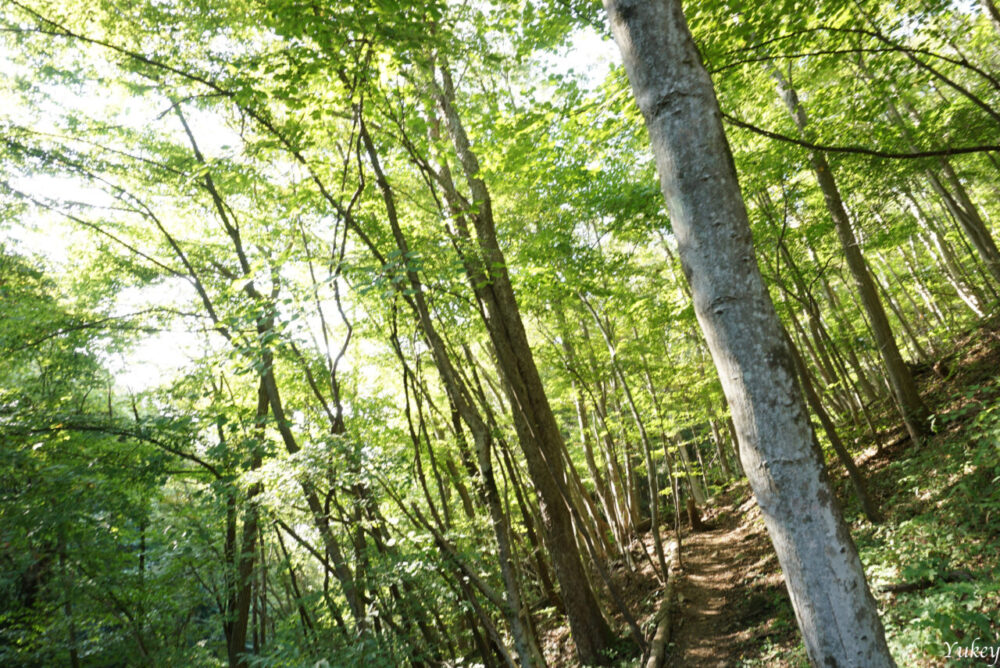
[665,490,800,667]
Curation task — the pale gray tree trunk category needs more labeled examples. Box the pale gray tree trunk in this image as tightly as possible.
[603,1,895,665]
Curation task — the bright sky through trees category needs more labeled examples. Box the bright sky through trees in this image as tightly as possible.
[2,0,999,666]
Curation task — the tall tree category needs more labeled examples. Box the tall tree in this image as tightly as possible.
[768,67,930,444]
[426,60,617,663]
[602,0,894,665]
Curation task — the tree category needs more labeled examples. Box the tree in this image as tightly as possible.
[4,0,1000,664]
[767,67,930,444]
[602,0,894,665]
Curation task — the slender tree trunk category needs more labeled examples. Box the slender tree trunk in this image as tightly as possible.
[498,441,561,611]
[57,526,81,668]
[786,304,851,419]
[881,248,941,350]
[582,296,669,582]
[804,239,883,404]
[660,436,684,570]
[673,432,706,504]
[775,236,857,392]
[871,264,930,363]
[724,410,744,477]
[770,68,929,443]
[228,380,268,668]
[430,69,617,662]
[603,2,894,665]
[772,248,859,418]
[913,213,986,318]
[896,247,948,331]
[691,427,711,493]
[785,331,880,523]
[590,392,633,550]
[274,527,316,646]
[607,387,643,523]
[710,419,733,480]
[583,325,636,544]
[936,159,1000,287]
[444,455,477,519]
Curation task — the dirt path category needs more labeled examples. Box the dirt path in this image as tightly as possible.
[666,492,797,667]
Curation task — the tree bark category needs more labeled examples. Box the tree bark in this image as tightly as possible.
[603,2,895,665]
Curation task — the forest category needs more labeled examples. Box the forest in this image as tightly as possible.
[1,0,999,666]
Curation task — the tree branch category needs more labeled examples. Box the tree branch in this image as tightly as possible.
[720,112,1000,159]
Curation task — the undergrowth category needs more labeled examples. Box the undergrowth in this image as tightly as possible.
[728,336,1000,666]
[855,379,1000,665]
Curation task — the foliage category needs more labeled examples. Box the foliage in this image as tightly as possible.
[1,0,999,664]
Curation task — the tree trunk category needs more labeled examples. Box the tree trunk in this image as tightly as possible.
[710,419,733,480]
[871,264,930,363]
[895,247,948,332]
[769,69,929,443]
[676,437,706,504]
[785,331,881,523]
[273,527,317,646]
[432,64,616,663]
[803,238,883,404]
[57,526,81,668]
[227,383,266,668]
[724,410,744,477]
[984,0,1000,35]
[913,215,986,318]
[603,2,894,665]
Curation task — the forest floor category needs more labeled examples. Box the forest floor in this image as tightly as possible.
[659,315,1000,667]
[534,316,1000,666]
[665,491,793,667]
